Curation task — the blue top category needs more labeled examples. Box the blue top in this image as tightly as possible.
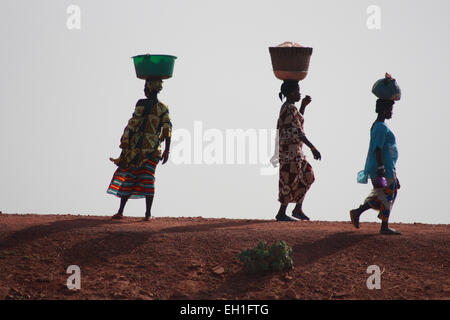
[357,122,398,183]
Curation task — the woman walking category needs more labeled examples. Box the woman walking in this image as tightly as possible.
[274,80,321,221]
[350,98,401,235]
[107,79,172,221]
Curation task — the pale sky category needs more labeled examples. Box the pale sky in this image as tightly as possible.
[1,0,449,224]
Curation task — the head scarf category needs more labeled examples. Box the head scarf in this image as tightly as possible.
[145,79,163,93]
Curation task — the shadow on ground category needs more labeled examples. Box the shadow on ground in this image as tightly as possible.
[0,218,119,249]
[62,231,154,266]
[61,219,273,266]
[291,231,376,266]
[202,231,375,299]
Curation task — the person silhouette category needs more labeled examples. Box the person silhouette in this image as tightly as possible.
[350,98,401,235]
[107,79,172,221]
[273,80,321,222]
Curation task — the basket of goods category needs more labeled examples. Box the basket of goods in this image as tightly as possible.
[269,41,313,81]
[372,73,401,101]
[132,54,177,80]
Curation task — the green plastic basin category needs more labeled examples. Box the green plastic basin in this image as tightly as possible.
[132,54,177,80]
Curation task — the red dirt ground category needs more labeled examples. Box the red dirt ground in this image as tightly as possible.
[0,213,448,300]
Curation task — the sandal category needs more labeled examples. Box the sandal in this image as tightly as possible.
[380,227,401,235]
[276,215,296,222]
[292,211,310,221]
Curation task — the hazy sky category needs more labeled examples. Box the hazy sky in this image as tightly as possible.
[1,0,449,224]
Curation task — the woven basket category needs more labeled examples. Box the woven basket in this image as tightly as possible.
[269,47,313,81]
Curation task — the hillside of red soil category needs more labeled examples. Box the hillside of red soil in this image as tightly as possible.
[0,213,448,300]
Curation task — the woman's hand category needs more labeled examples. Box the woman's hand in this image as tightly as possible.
[162,149,170,164]
[311,146,321,160]
[109,157,120,165]
[301,95,312,109]
[270,153,279,167]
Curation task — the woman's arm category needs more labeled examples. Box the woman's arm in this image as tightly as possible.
[287,103,321,160]
[300,136,321,160]
[299,95,312,115]
[375,147,385,177]
[160,105,172,164]
[161,137,171,164]
[270,129,280,167]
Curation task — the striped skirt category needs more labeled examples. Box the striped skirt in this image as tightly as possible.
[107,159,158,199]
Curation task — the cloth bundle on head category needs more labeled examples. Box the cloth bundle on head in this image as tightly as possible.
[145,79,163,93]
[372,73,401,101]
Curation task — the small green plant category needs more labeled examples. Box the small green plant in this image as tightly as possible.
[238,240,294,273]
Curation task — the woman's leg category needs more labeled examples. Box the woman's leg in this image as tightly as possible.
[379,184,401,234]
[144,195,154,221]
[351,201,371,217]
[276,204,295,221]
[292,202,310,220]
[118,195,130,214]
[351,180,401,234]
[351,180,389,228]
[276,204,287,218]
[277,163,295,221]
[112,195,130,219]
[143,159,157,221]
[292,160,314,220]
[350,202,371,228]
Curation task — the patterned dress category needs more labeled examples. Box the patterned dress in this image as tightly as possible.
[358,121,399,221]
[107,98,172,199]
[277,102,315,205]
[365,177,398,222]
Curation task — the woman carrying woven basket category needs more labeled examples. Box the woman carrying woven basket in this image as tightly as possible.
[107,79,172,221]
[273,80,321,221]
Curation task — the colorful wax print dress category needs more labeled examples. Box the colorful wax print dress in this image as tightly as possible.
[277,102,315,205]
[107,98,172,199]
[357,121,399,221]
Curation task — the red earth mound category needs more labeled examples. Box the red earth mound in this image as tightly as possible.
[0,214,448,300]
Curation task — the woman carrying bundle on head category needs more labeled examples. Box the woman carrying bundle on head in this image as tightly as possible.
[107,79,172,221]
[274,80,322,221]
[350,73,402,235]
